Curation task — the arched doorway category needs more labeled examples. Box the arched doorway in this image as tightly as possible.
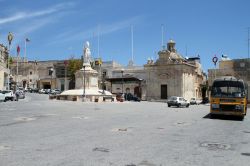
[134,86,141,98]
[22,80,27,89]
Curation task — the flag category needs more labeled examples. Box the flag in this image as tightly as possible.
[17,45,20,56]
[26,38,30,42]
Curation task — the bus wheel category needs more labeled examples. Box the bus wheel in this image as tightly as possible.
[210,114,215,119]
[239,116,244,121]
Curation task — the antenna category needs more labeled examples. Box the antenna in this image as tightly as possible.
[161,24,164,49]
[131,25,134,63]
[98,25,100,58]
[248,27,249,59]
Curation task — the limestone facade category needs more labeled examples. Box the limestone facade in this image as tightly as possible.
[10,60,70,90]
[144,40,205,101]
[0,44,9,90]
[208,58,250,99]
[8,40,205,101]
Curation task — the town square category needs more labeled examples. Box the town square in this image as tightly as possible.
[1,0,250,165]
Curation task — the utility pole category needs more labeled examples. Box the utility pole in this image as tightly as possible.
[248,27,249,59]
[7,32,13,90]
[161,24,164,50]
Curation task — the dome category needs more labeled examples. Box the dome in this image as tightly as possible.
[168,39,175,44]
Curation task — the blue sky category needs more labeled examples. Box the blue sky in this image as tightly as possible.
[0,0,250,72]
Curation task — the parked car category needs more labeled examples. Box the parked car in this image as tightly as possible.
[27,88,39,93]
[44,89,51,94]
[50,89,61,95]
[1,90,17,101]
[16,90,25,99]
[116,93,125,102]
[0,91,5,102]
[167,96,190,107]
[124,93,141,102]
[190,98,202,105]
[39,89,45,94]
[201,97,210,104]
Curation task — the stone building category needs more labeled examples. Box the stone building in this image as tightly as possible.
[0,44,9,90]
[144,40,205,101]
[10,60,70,90]
[9,40,205,101]
[208,58,250,99]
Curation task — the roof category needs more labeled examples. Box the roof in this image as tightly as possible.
[214,76,244,82]
[106,76,143,82]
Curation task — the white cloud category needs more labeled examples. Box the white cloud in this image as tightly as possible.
[50,15,144,45]
[0,2,74,25]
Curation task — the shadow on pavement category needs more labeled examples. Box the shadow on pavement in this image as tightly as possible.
[203,113,244,121]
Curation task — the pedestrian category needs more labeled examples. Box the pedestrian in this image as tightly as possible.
[15,91,19,101]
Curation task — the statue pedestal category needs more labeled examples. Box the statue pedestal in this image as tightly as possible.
[75,67,99,90]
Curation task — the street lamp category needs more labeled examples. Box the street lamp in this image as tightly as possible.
[7,32,13,90]
[82,65,86,101]
[121,68,124,94]
[64,60,68,91]
[49,68,54,92]
[102,71,106,94]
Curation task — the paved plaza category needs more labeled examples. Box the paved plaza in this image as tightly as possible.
[1,94,250,166]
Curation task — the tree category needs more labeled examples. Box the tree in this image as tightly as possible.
[68,58,82,81]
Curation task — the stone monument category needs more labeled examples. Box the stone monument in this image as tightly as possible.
[59,41,113,102]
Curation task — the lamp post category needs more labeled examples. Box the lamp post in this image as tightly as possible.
[7,32,13,90]
[102,71,105,94]
[82,65,86,101]
[121,69,124,94]
[49,68,54,92]
[64,60,68,91]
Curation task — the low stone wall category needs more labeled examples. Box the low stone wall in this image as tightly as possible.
[53,94,116,102]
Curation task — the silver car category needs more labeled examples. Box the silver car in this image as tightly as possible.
[167,96,190,108]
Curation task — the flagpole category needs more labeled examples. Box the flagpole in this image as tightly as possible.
[131,25,134,63]
[17,48,18,87]
[24,39,26,60]
[161,24,164,49]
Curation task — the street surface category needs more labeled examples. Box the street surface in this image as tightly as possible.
[1,93,250,166]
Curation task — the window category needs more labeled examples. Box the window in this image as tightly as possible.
[30,71,32,75]
[30,79,32,82]
[240,63,245,68]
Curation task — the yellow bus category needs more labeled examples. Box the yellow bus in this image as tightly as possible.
[210,76,248,120]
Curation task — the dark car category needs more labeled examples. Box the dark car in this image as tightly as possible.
[124,93,141,102]
[201,97,210,104]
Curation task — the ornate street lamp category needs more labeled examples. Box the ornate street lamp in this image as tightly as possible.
[7,32,13,90]
[121,68,124,94]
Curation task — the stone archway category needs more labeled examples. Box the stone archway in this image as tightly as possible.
[22,80,27,89]
[134,86,141,98]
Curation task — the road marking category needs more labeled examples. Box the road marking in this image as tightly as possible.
[92,147,109,153]
[200,142,231,150]
[72,116,89,120]
[0,145,10,151]
[14,117,36,122]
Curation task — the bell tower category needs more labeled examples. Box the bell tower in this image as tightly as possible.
[167,39,176,53]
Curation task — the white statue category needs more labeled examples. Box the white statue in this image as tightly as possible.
[83,41,91,65]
